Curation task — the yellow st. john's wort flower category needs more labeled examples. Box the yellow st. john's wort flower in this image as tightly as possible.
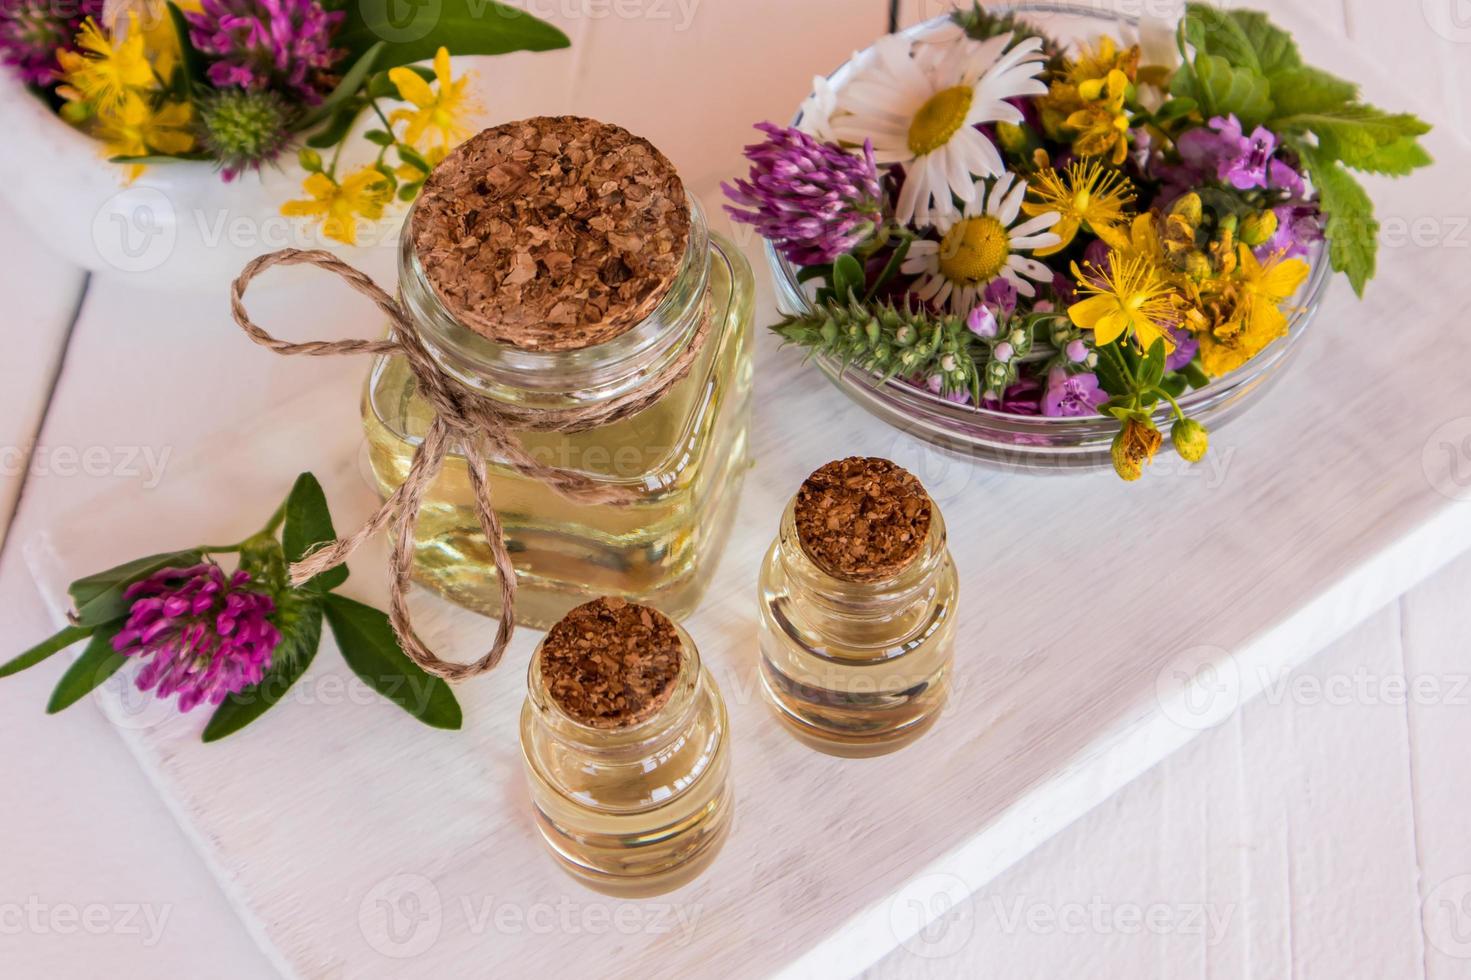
[281,168,394,245]
[388,47,478,151]
[1022,157,1135,257]
[92,91,194,181]
[1068,250,1179,354]
[1064,68,1132,165]
[1068,36,1141,87]
[1196,246,1311,376]
[56,17,154,115]
[1111,415,1163,482]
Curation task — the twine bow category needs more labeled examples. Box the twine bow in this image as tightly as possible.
[230,248,712,682]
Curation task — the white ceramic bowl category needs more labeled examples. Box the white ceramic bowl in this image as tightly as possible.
[0,80,400,291]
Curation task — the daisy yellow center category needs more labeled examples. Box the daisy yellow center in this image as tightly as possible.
[938,215,1011,284]
[908,85,974,156]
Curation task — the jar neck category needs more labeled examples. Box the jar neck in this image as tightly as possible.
[398,193,710,411]
[524,623,703,760]
[774,498,950,656]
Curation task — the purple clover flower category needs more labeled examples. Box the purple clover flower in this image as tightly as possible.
[187,0,344,104]
[112,563,279,713]
[0,0,101,85]
[1041,368,1107,418]
[723,123,883,266]
[1177,114,1298,193]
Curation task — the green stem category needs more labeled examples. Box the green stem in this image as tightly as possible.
[1152,385,1187,422]
[200,502,286,555]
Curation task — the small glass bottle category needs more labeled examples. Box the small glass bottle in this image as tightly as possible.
[363,117,754,628]
[520,597,732,896]
[758,458,958,757]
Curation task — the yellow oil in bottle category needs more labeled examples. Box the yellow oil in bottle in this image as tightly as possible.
[363,238,753,628]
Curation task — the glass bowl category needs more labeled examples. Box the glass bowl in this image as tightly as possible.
[766,4,1332,473]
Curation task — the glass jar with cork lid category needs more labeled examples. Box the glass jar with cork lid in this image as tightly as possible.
[757,457,958,757]
[363,116,754,629]
[519,597,733,896]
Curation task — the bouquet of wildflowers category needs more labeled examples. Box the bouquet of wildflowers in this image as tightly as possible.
[0,0,567,243]
[726,4,1430,480]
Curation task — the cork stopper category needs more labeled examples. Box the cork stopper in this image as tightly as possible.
[538,597,684,729]
[410,116,690,352]
[793,457,934,583]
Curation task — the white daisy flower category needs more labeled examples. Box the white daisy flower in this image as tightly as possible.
[831,31,1048,228]
[797,73,840,143]
[901,172,1062,314]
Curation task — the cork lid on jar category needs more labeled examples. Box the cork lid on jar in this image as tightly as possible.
[410,116,690,352]
[794,457,934,583]
[539,597,684,729]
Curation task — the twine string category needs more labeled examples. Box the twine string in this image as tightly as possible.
[229,248,710,681]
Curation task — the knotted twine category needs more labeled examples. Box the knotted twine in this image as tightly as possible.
[229,247,713,682]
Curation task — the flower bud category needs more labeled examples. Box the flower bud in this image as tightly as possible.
[1183,251,1212,281]
[967,305,999,338]
[994,342,1014,364]
[1240,210,1279,247]
[996,121,1029,154]
[1008,328,1026,347]
[1171,417,1209,463]
[1169,192,1202,227]
[1111,417,1163,482]
[297,147,324,173]
[1065,339,1088,363]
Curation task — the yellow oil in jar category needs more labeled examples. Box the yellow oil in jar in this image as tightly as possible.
[363,238,753,628]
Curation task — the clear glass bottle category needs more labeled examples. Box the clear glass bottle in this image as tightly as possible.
[757,465,958,757]
[363,162,754,629]
[519,604,732,896]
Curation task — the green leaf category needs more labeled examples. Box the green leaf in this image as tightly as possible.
[866,238,912,301]
[323,595,461,730]
[165,2,208,92]
[295,42,384,132]
[1298,143,1377,296]
[397,181,423,202]
[335,0,569,73]
[832,253,865,301]
[1277,104,1432,173]
[0,625,93,678]
[69,550,204,627]
[201,601,322,742]
[1175,53,1273,128]
[1182,361,1211,389]
[1328,136,1433,177]
[1268,66,1358,116]
[1183,3,1300,78]
[46,625,126,714]
[1142,339,1167,389]
[282,473,347,593]
[363,128,394,146]
[396,144,431,174]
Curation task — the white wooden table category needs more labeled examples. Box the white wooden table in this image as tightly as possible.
[2,3,1469,978]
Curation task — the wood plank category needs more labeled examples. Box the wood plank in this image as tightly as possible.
[1401,550,1471,980]
[0,197,86,552]
[866,603,1430,979]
